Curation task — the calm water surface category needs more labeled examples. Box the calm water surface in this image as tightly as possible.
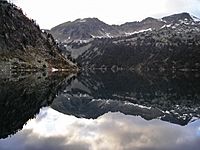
[0,71,200,150]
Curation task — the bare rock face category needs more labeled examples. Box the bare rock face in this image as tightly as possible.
[0,1,77,71]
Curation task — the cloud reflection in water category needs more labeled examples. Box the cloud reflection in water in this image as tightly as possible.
[0,107,200,150]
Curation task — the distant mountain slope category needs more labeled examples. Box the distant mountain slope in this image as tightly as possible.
[0,1,77,71]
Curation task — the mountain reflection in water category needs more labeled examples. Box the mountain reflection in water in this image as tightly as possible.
[0,71,200,149]
[52,71,200,126]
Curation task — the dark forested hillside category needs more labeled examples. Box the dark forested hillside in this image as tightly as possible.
[76,23,200,71]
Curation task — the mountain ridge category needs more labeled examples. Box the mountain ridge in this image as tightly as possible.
[50,12,200,42]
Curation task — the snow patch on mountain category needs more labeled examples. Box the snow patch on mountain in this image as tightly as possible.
[161,24,172,29]
[125,28,152,36]
[79,19,86,23]
[191,15,200,22]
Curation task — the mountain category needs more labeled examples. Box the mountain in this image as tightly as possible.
[51,12,199,71]
[50,18,120,43]
[50,12,200,43]
[0,1,77,71]
[50,13,200,71]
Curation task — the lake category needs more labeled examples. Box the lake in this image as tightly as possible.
[0,70,200,150]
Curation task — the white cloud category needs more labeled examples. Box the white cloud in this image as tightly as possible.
[0,107,200,150]
[12,0,200,29]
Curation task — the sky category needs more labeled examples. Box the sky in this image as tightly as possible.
[12,0,200,29]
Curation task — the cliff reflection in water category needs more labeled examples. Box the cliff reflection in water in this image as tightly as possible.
[0,72,75,139]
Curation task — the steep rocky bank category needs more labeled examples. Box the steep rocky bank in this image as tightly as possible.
[0,1,77,72]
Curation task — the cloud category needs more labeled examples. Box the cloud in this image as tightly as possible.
[0,108,200,150]
[0,130,89,150]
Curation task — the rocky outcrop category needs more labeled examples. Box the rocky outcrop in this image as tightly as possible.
[0,1,77,71]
